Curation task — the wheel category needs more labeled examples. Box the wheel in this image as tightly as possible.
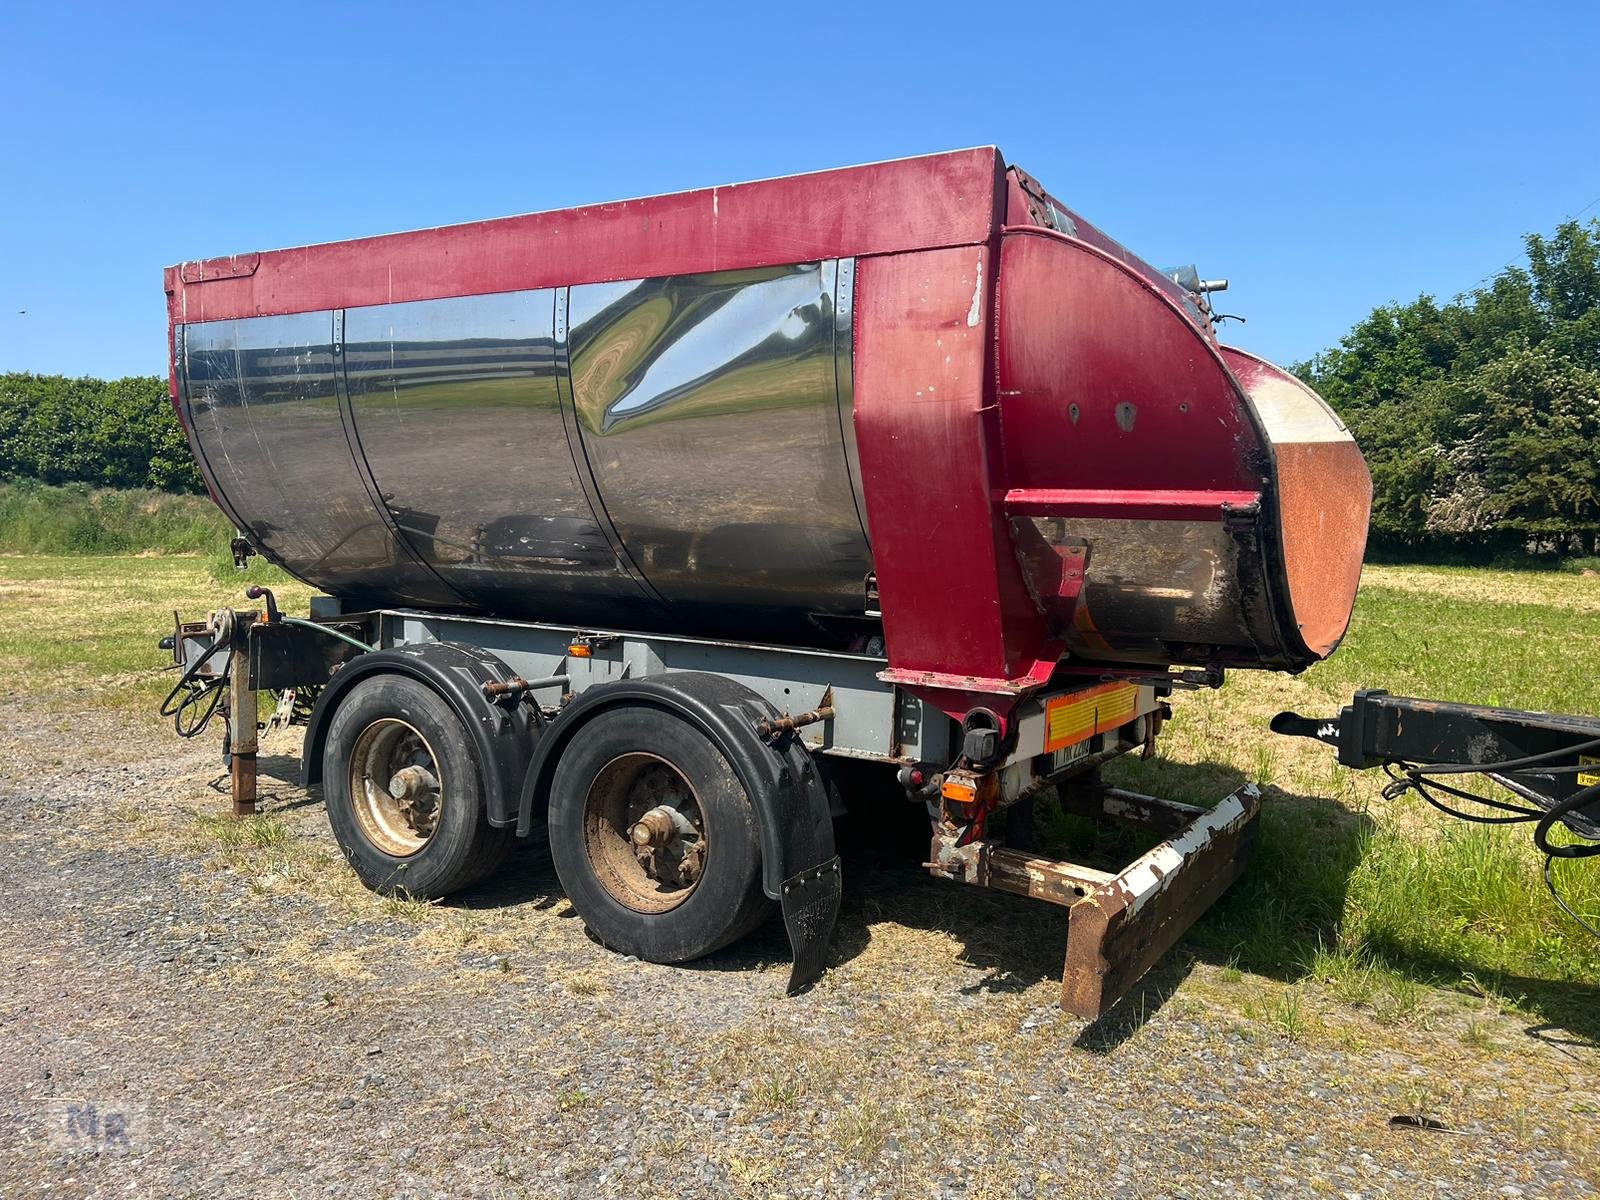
[322,675,511,898]
[547,706,770,962]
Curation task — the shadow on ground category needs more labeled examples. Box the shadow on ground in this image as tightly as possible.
[241,740,1600,1048]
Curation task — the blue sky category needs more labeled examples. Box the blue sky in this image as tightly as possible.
[2,1,1597,379]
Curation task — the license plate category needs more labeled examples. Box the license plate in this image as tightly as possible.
[1049,739,1091,773]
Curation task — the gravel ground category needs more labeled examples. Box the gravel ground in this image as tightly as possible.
[1,696,1596,1199]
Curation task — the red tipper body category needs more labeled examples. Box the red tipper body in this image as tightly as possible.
[165,148,1371,729]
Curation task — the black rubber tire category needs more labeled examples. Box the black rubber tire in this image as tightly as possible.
[322,674,511,898]
[548,705,770,962]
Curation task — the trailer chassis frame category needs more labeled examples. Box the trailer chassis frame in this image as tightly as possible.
[168,595,1260,1015]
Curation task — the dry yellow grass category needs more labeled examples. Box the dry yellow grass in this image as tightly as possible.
[1361,562,1600,612]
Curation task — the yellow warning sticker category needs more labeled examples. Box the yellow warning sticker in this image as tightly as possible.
[1044,682,1139,753]
[1580,755,1599,788]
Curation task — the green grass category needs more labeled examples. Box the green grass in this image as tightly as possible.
[0,480,232,555]
[1095,561,1600,1032]
[1312,566,1600,714]
[192,811,291,848]
[0,552,310,707]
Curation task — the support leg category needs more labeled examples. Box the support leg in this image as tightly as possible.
[229,642,258,817]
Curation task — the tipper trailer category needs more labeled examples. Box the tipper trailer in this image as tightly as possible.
[160,148,1373,1015]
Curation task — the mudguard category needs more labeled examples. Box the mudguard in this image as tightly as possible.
[300,643,537,830]
[517,672,841,994]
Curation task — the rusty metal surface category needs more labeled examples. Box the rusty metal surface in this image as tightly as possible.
[228,640,258,817]
[1011,512,1274,662]
[582,753,707,913]
[757,705,836,740]
[347,718,443,856]
[924,779,1262,1019]
[1056,780,1208,836]
[980,845,1113,905]
[1060,783,1262,1018]
[1219,345,1372,661]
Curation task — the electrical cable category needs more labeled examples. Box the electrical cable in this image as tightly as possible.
[1533,782,1600,860]
[1408,736,1600,777]
[159,608,361,742]
[1545,858,1600,939]
[159,633,230,738]
[1379,755,1600,939]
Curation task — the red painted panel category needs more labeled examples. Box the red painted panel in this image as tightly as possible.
[1003,488,1262,522]
[853,247,1054,697]
[995,229,1266,495]
[1003,169,1204,322]
[178,253,259,284]
[166,149,1004,324]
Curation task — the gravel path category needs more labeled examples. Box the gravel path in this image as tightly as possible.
[1,697,1595,1198]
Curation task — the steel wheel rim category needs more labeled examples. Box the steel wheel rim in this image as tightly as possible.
[582,752,708,913]
[347,717,443,858]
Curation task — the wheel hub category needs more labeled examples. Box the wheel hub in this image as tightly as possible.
[628,801,703,889]
[347,718,444,857]
[583,754,708,913]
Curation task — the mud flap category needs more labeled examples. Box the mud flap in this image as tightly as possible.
[1060,783,1261,1018]
[781,856,842,995]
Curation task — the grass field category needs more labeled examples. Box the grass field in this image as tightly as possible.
[0,481,231,556]
[1102,562,1600,1034]
[0,549,1596,1039]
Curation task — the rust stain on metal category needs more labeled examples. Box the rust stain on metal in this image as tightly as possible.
[1060,783,1262,1018]
[229,631,259,817]
[923,779,1263,1019]
[757,705,835,739]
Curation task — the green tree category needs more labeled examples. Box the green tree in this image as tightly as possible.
[0,372,203,493]
[1297,218,1600,553]
[1427,344,1600,549]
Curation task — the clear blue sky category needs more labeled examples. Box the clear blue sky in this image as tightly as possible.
[3,1,1597,380]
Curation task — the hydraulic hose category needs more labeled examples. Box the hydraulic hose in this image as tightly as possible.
[277,616,374,655]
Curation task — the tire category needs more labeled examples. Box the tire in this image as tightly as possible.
[548,705,770,963]
[322,674,511,898]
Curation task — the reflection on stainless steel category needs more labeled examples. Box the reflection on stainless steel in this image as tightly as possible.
[180,262,876,640]
[567,263,872,623]
[180,312,451,604]
[344,290,655,623]
[831,259,869,545]
[1012,515,1276,663]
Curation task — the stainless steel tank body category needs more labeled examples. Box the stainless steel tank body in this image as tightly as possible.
[179,260,874,646]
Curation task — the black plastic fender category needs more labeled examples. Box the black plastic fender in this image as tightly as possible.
[301,643,536,830]
[517,672,841,994]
